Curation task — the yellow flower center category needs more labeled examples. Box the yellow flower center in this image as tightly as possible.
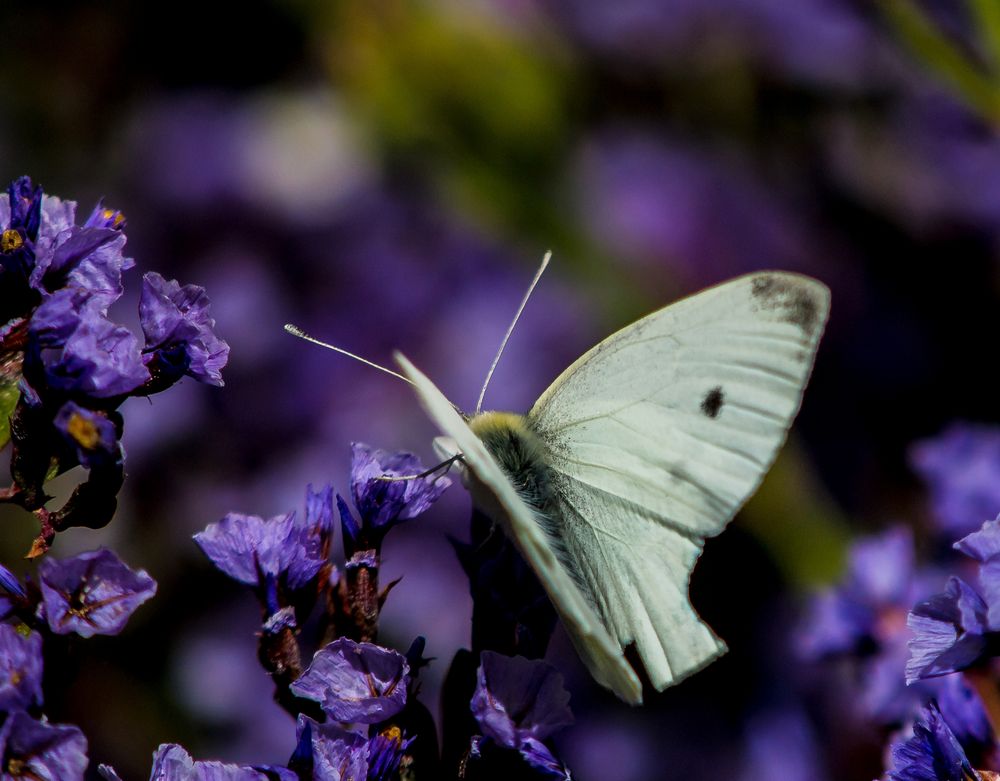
[1,229,23,253]
[102,208,125,228]
[67,413,101,450]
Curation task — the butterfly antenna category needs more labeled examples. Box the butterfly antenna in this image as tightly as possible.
[475,251,551,414]
[284,324,416,386]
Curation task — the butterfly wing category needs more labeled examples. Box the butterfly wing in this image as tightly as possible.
[394,352,644,704]
[528,271,830,691]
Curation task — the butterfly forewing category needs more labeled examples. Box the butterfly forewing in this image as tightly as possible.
[394,352,645,704]
[528,271,830,690]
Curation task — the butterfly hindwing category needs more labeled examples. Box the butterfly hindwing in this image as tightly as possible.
[528,271,830,690]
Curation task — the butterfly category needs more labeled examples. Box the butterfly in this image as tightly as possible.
[392,271,830,705]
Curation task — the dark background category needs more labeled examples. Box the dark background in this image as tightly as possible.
[2,1,998,779]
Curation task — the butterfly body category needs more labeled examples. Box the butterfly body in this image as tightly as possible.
[397,271,831,704]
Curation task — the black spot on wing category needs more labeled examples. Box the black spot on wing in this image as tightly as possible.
[751,275,822,337]
[700,386,724,418]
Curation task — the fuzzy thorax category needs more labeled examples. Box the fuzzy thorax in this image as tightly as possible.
[467,411,558,522]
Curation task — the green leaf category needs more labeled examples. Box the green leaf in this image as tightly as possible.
[0,378,20,450]
[879,0,1000,125]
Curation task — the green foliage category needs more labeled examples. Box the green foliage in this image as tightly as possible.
[0,378,18,450]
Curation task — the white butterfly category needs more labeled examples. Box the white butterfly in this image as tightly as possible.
[393,271,830,705]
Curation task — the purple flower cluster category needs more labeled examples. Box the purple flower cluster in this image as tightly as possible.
[798,525,937,722]
[0,549,157,781]
[1,176,230,556]
[802,420,1000,781]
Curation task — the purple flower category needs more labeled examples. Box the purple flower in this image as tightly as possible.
[194,484,334,592]
[290,638,409,723]
[470,652,574,779]
[139,271,230,387]
[0,711,88,781]
[102,743,279,781]
[37,548,157,637]
[910,423,1000,537]
[53,402,119,468]
[338,443,451,551]
[27,290,149,398]
[0,623,43,713]
[906,577,991,683]
[888,703,980,781]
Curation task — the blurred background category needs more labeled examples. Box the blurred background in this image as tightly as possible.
[2,1,999,779]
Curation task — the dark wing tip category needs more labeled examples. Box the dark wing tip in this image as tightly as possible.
[750,272,830,338]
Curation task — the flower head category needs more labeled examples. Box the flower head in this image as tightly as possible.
[910,423,1000,537]
[139,271,229,387]
[291,638,409,723]
[37,548,157,637]
[470,652,574,778]
[0,623,43,713]
[194,484,334,594]
[0,711,88,781]
[339,443,450,551]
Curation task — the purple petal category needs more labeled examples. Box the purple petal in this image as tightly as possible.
[98,765,125,781]
[888,703,978,781]
[296,716,368,781]
[0,623,43,712]
[147,743,270,780]
[31,303,149,398]
[471,652,573,748]
[935,674,993,753]
[906,577,989,683]
[519,737,572,780]
[0,712,88,781]
[291,638,409,723]
[37,548,157,637]
[955,515,1000,563]
[0,562,26,599]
